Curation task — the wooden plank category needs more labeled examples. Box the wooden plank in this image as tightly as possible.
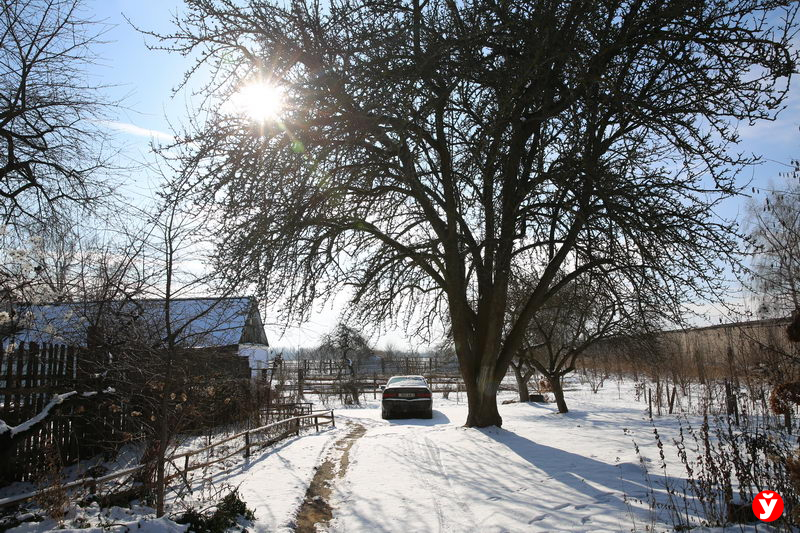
[2,350,14,418]
[13,345,25,423]
[55,344,65,388]
[65,346,75,386]
[0,339,5,399]
[47,344,56,390]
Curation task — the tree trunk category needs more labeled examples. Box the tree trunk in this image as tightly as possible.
[464,367,502,427]
[512,363,530,402]
[155,396,168,517]
[549,374,569,414]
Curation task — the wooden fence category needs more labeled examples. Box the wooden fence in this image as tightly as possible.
[0,342,128,483]
[275,357,460,378]
[0,410,335,509]
[0,341,296,485]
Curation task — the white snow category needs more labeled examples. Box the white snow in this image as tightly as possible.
[1,391,77,437]
[6,503,188,532]
[3,380,779,532]
[221,430,340,532]
[323,382,767,532]
[3,426,342,533]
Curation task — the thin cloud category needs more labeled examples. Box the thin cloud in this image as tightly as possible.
[102,120,174,142]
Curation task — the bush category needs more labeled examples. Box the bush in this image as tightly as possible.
[177,489,255,533]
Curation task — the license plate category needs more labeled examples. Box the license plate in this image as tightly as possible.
[398,393,415,398]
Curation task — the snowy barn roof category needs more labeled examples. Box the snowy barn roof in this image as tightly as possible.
[5,297,269,348]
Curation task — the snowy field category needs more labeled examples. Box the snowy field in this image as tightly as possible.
[4,379,779,532]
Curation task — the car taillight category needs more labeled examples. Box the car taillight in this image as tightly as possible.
[416,392,432,398]
[383,391,398,398]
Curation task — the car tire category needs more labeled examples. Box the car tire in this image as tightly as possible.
[422,410,433,419]
[381,408,390,420]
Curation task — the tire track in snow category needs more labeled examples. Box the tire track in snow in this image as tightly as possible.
[293,422,366,533]
[422,435,474,519]
[400,436,447,532]
[401,429,476,532]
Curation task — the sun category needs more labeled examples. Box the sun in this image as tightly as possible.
[230,81,285,122]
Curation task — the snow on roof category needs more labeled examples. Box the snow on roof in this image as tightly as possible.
[5,297,265,348]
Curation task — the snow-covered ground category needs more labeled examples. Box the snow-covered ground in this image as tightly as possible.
[325,384,655,533]
[324,381,777,532]
[215,428,338,532]
[3,379,782,532]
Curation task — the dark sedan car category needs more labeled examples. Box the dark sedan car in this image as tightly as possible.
[381,375,433,419]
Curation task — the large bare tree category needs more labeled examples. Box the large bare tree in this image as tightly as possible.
[157,0,797,427]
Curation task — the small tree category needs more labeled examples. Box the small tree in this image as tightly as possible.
[317,322,371,404]
[510,272,658,413]
[747,166,800,318]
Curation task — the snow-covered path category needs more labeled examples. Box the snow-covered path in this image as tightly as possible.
[216,429,341,532]
[328,390,662,533]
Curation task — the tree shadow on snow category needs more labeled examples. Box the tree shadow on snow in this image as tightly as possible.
[387,410,450,426]
[512,401,656,432]
[479,427,652,508]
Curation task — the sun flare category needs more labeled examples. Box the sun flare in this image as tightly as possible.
[231,81,285,122]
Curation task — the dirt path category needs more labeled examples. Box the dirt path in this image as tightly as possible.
[294,421,367,533]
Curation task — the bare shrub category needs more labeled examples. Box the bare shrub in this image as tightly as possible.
[770,381,800,415]
[581,367,608,394]
[34,438,70,526]
[629,414,798,530]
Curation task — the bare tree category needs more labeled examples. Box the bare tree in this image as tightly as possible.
[156,0,797,427]
[0,0,117,226]
[509,272,656,413]
[318,322,372,404]
[747,166,800,318]
[0,214,98,304]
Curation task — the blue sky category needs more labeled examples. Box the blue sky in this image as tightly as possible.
[86,0,800,347]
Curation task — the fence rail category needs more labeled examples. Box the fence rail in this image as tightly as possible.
[271,357,460,378]
[0,410,335,509]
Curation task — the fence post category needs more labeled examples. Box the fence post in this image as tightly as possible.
[315,415,320,432]
[331,410,336,428]
[668,385,677,414]
[244,432,250,459]
[648,388,652,418]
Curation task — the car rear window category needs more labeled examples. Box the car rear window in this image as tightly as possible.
[387,376,427,387]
